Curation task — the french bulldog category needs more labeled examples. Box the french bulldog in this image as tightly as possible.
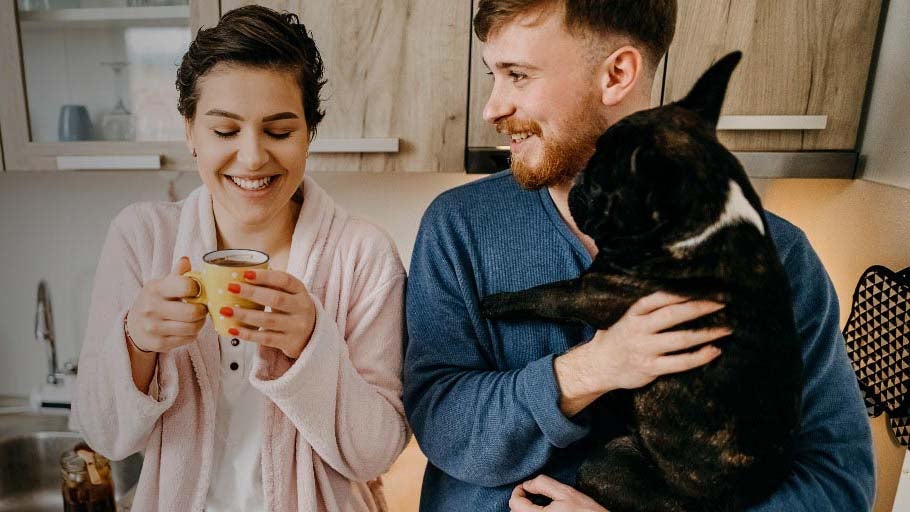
[482,52,802,512]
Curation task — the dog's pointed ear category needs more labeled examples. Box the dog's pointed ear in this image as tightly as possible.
[676,51,742,128]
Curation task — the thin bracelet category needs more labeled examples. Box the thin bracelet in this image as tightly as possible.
[124,312,153,354]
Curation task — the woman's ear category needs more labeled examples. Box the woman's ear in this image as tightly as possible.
[598,46,644,107]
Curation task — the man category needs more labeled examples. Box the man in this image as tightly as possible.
[403,1,874,511]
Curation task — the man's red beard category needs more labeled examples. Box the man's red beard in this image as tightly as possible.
[496,110,609,190]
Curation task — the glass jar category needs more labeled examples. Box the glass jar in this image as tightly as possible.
[60,444,117,512]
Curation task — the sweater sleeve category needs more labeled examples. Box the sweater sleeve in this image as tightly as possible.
[747,230,875,511]
[403,216,589,487]
[250,271,410,482]
[75,208,180,461]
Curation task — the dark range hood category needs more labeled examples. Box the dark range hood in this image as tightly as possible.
[465,147,858,179]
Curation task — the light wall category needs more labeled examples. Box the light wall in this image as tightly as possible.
[755,179,910,512]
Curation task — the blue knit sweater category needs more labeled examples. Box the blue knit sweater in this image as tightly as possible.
[403,171,874,512]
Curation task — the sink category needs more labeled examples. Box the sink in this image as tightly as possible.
[0,431,142,512]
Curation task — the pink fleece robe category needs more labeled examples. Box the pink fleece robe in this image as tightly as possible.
[75,177,409,511]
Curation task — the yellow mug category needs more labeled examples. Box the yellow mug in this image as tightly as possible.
[183,249,270,336]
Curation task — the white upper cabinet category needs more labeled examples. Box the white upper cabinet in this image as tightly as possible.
[0,1,220,171]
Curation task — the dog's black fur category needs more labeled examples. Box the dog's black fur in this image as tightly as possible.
[481,52,803,512]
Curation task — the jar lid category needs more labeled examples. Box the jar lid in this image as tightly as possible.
[60,451,87,473]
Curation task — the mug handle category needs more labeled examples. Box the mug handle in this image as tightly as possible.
[182,271,207,306]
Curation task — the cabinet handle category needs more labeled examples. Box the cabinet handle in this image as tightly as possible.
[308,138,399,153]
[717,115,827,130]
[56,155,162,170]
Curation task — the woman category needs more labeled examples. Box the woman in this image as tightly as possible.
[75,6,408,511]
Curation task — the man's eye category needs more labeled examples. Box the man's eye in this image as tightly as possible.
[214,130,237,138]
[509,71,527,82]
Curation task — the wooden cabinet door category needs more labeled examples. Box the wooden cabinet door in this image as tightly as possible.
[664,0,882,151]
[222,1,471,173]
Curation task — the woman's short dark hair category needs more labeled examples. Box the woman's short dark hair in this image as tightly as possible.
[176,5,326,141]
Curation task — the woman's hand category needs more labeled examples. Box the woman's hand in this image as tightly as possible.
[509,475,608,512]
[221,269,316,359]
[127,256,207,353]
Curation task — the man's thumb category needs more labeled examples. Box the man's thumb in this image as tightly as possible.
[173,255,191,275]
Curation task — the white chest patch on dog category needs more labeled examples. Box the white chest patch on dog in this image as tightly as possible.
[669,179,765,255]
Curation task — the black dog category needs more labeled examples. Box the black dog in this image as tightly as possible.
[481,52,802,512]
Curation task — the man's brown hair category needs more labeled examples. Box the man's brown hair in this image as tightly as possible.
[474,0,676,70]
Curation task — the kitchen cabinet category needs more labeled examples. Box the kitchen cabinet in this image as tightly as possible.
[664,0,882,152]
[0,1,220,171]
[221,0,472,173]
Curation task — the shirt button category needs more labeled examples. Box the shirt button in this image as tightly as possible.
[230,362,239,371]
[230,338,240,347]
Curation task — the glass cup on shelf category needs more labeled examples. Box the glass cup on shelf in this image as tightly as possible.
[100,61,135,141]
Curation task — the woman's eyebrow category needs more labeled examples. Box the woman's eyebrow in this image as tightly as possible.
[262,112,300,122]
[205,109,243,120]
[204,109,300,122]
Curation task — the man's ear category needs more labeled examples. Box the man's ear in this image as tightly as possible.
[598,46,644,107]
[676,51,742,128]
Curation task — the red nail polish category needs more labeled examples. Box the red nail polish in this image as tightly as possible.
[243,270,256,280]
[227,283,241,294]
[228,328,239,336]
[219,306,234,317]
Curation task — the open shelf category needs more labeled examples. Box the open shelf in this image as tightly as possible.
[19,6,189,29]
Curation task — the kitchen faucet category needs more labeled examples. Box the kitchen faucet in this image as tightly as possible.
[35,280,61,385]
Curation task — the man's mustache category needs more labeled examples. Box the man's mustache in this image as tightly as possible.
[495,119,543,137]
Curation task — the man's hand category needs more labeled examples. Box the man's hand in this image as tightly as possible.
[555,292,730,416]
[509,475,608,512]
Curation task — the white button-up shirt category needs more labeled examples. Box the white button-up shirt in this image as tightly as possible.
[205,336,266,511]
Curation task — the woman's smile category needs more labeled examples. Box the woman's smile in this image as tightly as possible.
[224,173,283,195]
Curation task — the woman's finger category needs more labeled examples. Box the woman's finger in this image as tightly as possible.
[224,306,288,332]
[157,299,208,323]
[227,325,284,348]
[241,269,306,294]
[227,282,295,312]
[154,274,201,300]
[147,318,205,338]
